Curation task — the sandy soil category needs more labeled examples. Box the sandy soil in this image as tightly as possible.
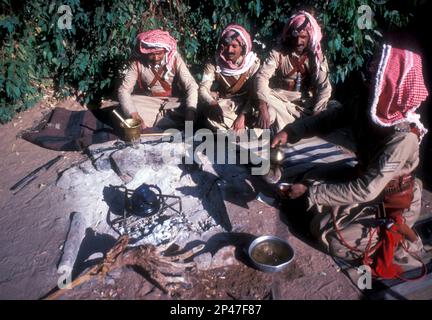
[0,99,86,299]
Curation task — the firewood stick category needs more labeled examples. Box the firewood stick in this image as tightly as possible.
[45,266,99,300]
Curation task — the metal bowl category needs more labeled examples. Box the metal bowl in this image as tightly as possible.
[248,236,294,272]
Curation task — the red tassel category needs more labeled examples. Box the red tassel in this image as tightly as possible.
[373,214,404,279]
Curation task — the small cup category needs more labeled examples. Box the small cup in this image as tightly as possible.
[277,182,292,198]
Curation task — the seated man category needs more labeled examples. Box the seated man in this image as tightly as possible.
[198,24,260,133]
[272,44,429,279]
[255,11,333,131]
[118,29,198,130]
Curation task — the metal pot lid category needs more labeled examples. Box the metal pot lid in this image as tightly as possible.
[130,184,161,217]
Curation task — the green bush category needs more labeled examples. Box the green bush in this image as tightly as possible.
[0,0,419,123]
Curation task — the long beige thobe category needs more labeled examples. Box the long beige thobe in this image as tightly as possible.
[285,107,423,263]
[118,53,198,129]
[308,132,421,260]
[199,57,260,130]
[255,47,332,131]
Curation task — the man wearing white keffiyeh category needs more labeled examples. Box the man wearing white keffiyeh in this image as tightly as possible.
[198,24,261,133]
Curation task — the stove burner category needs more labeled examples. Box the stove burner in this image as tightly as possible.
[109,184,183,242]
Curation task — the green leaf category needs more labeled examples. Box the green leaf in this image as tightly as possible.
[12,85,21,99]
[334,36,341,51]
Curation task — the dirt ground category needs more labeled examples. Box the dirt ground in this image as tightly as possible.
[0,97,431,300]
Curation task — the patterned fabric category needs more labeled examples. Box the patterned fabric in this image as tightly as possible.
[370,44,429,138]
[215,24,257,76]
[136,29,178,75]
[282,11,323,78]
[281,136,356,179]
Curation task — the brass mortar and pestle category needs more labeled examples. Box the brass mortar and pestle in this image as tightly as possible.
[112,110,175,146]
[112,110,142,146]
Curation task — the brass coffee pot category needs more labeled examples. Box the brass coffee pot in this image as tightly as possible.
[263,143,285,184]
[270,145,284,165]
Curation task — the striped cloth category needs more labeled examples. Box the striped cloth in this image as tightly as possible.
[280,134,357,179]
[238,129,357,179]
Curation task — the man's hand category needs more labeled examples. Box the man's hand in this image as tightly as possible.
[185,109,196,122]
[257,100,270,129]
[271,130,288,148]
[232,113,246,134]
[280,183,308,199]
[131,112,147,130]
[208,101,224,123]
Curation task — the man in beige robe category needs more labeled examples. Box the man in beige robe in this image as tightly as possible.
[118,29,198,130]
[272,44,429,279]
[199,24,260,133]
[255,11,333,132]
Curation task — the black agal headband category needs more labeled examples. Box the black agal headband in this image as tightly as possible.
[290,16,310,37]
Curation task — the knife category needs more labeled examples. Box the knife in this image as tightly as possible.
[10,155,63,194]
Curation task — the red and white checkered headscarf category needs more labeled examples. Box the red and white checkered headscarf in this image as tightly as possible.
[370,44,429,138]
[215,24,257,76]
[283,11,323,78]
[136,29,177,73]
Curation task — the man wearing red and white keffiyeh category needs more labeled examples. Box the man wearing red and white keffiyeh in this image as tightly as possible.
[271,44,429,279]
[118,29,198,130]
[255,11,336,132]
[370,44,429,139]
[199,24,261,133]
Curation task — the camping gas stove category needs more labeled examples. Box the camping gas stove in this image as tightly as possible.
[110,183,183,242]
